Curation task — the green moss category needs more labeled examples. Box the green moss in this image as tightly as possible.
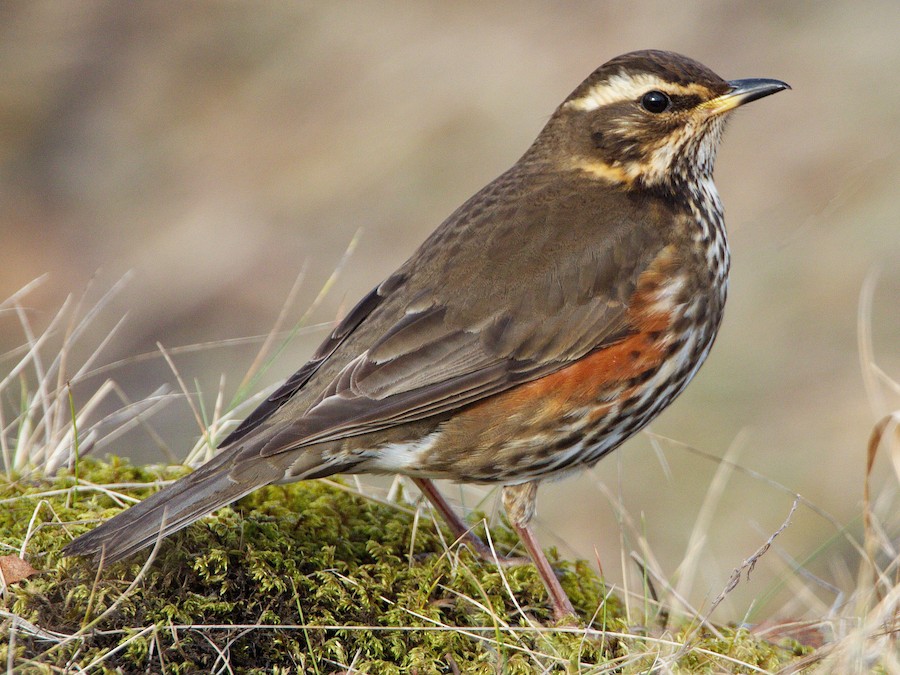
[0,459,805,672]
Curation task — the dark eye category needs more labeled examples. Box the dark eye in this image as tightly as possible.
[640,90,671,113]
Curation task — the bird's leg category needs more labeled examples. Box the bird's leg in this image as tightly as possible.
[502,482,576,621]
[411,477,527,567]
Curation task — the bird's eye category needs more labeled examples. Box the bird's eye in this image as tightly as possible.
[640,90,671,113]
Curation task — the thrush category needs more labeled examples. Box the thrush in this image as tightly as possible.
[65,50,788,620]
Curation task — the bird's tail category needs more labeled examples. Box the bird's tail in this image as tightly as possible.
[63,448,285,563]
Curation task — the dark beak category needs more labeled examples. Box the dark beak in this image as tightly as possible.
[704,78,791,114]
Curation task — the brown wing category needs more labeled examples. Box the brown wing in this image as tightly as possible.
[217,276,400,447]
[225,170,670,459]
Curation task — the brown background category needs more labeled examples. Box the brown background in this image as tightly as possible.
[2,1,899,621]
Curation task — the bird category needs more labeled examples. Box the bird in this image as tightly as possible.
[64,50,789,621]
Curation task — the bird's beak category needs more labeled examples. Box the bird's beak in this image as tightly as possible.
[702,78,791,115]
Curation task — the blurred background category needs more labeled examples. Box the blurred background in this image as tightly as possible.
[2,1,898,621]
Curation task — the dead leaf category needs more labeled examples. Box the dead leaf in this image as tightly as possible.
[0,554,39,585]
[864,413,900,602]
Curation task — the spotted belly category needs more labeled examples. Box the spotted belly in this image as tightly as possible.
[412,257,724,483]
[411,316,715,483]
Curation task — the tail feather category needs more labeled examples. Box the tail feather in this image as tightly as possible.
[64,453,280,563]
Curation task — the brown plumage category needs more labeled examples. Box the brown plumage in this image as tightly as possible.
[64,50,788,620]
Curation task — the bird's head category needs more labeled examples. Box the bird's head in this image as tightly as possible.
[532,50,789,192]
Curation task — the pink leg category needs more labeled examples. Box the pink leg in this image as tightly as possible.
[411,477,527,566]
[510,519,576,621]
[502,482,577,621]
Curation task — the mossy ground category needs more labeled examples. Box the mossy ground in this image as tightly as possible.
[1,459,806,672]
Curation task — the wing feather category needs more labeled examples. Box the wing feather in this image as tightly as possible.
[227,172,669,459]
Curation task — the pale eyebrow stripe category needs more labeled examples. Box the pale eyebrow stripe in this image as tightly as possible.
[565,72,710,111]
